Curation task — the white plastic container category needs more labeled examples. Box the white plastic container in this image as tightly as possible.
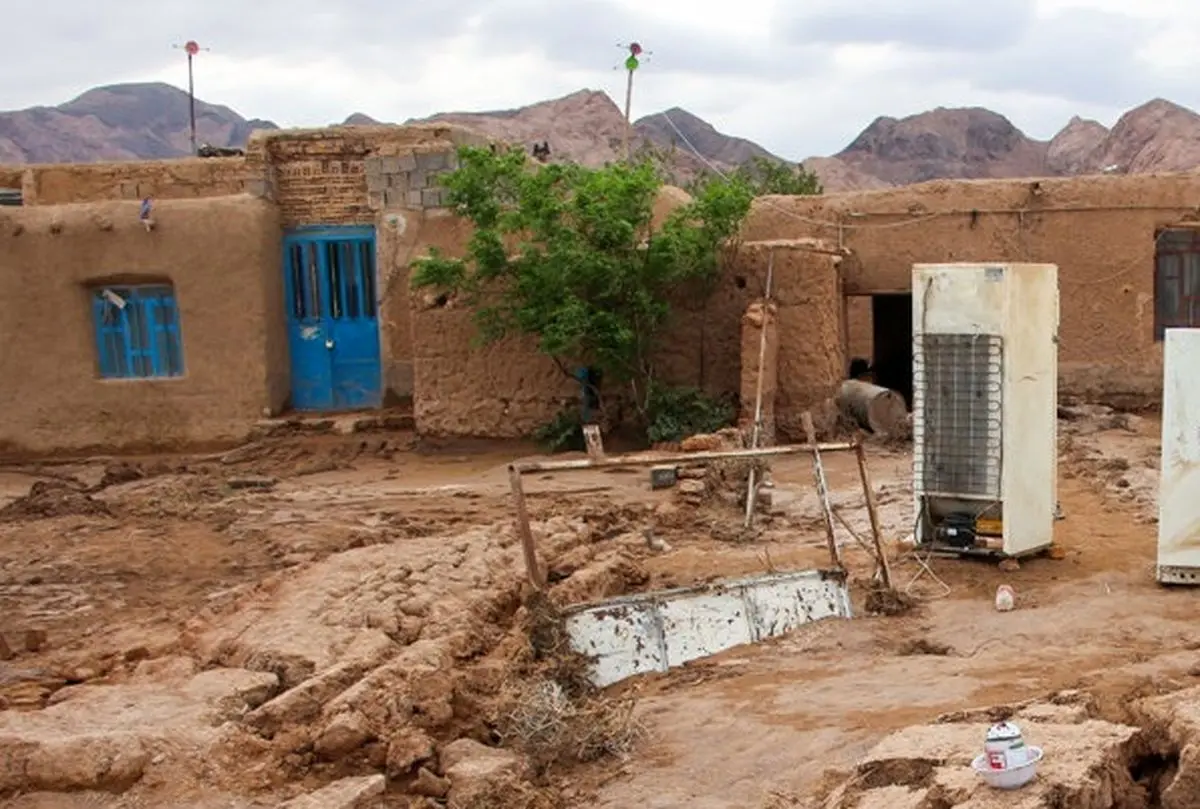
[972,746,1043,789]
[984,721,1027,769]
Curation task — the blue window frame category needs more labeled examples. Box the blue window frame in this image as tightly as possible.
[91,284,184,379]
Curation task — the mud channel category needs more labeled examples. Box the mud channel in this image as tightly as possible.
[0,408,1196,809]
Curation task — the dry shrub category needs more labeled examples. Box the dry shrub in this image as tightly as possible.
[499,679,644,774]
[521,591,592,698]
[501,591,645,775]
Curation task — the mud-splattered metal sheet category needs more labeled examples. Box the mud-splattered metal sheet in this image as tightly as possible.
[563,569,852,687]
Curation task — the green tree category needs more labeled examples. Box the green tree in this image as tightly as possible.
[411,145,753,441]
[688,156,823,197]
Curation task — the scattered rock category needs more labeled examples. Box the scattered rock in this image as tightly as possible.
[314,712,375,760]
[998,558,1020,573]
[0,634,12,661]
[279,774,386,809]
[23,629,46,653]
[441,738,527,807]
[386,727,436,776]
[123,645,151,663]
[0,480,111,520]
[411,765,451,798]
[96,461,145,489]
[825,710,1141,809]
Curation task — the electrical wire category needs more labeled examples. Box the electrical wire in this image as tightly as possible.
[654,109,945,232]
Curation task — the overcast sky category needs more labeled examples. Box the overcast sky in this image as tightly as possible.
[4,0,1199,158]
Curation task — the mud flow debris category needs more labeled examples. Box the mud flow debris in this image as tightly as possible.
[0,404,1188,808]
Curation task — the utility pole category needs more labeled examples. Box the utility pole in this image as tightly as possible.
[172,40,209,155]
[618,42,647,163]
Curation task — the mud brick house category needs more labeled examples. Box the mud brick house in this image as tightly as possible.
[3,123,1200,454]
[739,174,1200,409]
[0,125,488,454]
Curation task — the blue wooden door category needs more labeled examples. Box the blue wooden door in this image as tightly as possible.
[283,227,382,411]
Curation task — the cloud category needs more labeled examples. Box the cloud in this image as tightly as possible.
[915,8,1168,108]
[777,0,1036,52]
[467,0,833,80]
[3,0,1200,162]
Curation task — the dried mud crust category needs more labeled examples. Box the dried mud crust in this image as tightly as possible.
[0,480,111,520]
[807,690,1185,809]
[0,451,719,807]
[0,403,1177,809]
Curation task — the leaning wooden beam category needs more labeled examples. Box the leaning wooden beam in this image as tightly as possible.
[508,464,546,590]
[511,442,855,475]
[801,412,842,569]
[743,247,777,530]
[854,442,893,589]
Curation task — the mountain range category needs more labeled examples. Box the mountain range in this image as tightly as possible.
[3,82,1200,193]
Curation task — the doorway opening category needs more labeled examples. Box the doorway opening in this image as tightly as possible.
[283,226,382,411]
[871,294,913,409]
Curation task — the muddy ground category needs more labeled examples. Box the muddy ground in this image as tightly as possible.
[0,406,1193,809]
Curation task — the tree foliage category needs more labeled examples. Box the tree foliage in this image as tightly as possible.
[411,145,755,440]
[688,156,823,197]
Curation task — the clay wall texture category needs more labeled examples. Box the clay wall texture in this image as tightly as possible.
[0,196,283,454]
[742,174,1200,405]
[739,301,779,445]
[14,133,1196,450]
[0,159,251,205]
[728,243,845,440]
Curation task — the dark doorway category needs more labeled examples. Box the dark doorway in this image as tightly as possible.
[871,294,913,409]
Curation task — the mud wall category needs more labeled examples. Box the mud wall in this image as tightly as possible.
[739,301,778,444]
[0,158,252,205]
[0,196,283,454]
[406,186,774,438]
[726,243,844,440]
[743,174,1200,405]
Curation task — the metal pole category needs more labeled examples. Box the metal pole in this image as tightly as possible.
[187,52,197,155]
[623,67,634,162]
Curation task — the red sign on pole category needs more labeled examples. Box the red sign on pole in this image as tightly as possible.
[184,40,200,56]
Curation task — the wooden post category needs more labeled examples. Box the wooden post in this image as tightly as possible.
[855,442,893,589]
[743,248,776,528]
[802,412,842,568]
[508,465,545,590]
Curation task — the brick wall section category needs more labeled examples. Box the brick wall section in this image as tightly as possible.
[248,124,489,227]
[4,159,251,205]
